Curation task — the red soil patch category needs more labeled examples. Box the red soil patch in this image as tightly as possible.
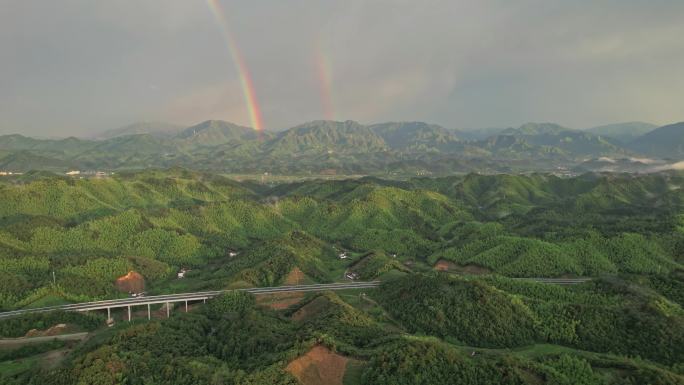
[286,346,349,385]
[434,259,455,271]
[115,271,145,293]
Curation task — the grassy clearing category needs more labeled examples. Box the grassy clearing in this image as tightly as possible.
[0,355,40,379]
[24,294,71,309]
[342,360,366,385]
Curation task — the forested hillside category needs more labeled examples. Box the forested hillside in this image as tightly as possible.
[0,169,683,309]
[1,169,683,384]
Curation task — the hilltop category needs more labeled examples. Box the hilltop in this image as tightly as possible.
[586,122,658,143]
[2,120,683,175]
[630,122,684,159]
[0,170,682,384]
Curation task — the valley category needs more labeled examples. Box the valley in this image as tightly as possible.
[3,1,683,383]
[0,169,682,384]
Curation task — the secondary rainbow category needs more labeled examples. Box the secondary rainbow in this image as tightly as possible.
[206,0,264,132]
[315,48,336,121]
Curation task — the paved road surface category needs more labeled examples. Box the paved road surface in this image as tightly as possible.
[0,281,380,320]
[514,277,592,285]
[0,278,590,320]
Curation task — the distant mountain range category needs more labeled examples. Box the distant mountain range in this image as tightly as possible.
[586,122,658,143]
[92,121,185,140]
[0,119,682,175]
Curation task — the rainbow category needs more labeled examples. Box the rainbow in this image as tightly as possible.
[206,0,264,132]
[315,46,336,121]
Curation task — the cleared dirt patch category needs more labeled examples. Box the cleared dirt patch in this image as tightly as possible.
[24,324,69,338]
[115,271,145,293]
[286,346,348,385]
[434,259,456,271]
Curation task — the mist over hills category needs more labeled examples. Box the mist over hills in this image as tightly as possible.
[91,121,185,140]
[0,119,682,174]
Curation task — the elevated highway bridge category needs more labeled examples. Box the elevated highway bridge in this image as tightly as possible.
[0,281,380,321]
[0,277,591,322]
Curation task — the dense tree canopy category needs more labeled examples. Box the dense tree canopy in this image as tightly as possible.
[1,170,683,384]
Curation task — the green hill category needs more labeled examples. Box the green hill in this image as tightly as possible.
[264,120,388,155]
[369,121,461,152]
[174,120,262,146]
[2,120,678,174]
[375,273,538,347]
[0,151,75,172]
[1,170,684,384]
[93,121,184,140]
[586,122,657,143]
[0,134,96,157]
[630,122,684,159]
[494,123,628,157]
[375,273,684,364]
[0,170,682,311]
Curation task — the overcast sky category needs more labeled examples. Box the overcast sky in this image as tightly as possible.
[1,0,683,137]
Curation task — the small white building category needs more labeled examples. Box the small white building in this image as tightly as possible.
[338,252,349,259]
[228,251,238,257]
[66,170,81,176]
[177,269,188,279]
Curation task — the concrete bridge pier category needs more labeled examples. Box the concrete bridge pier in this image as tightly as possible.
[0,282,383,323]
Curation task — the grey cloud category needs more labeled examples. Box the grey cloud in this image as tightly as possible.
[0,0,682,136]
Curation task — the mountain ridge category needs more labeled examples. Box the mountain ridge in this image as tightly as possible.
[92,121,184,140]
[586,121,657,143]
[1,119,681,174]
